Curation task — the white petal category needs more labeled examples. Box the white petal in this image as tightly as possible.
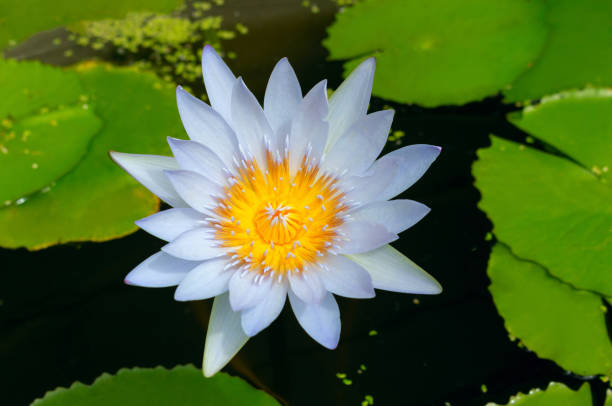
[167,137,227,185]
[348,245,442,294]
[264,57,302,134]
[231,78,273,166]
[288,269,326,304]
[164,170,221,214]
[323,110,394,175]
[341,157,399,205]
[174,257,233,301]
[349,200,430,234]
[241,281,288,336]
[135,208,204,242]
[201,45,236,123]
[337,220,398,254]
[318,255,375,299]
[228,271,273,311]
[289,80,329,175]
[203,292,249,377]
[371,144,441,200]
[176,86,239,168]
[109,152,186,207]
[288,290,340,349]
[326,58,375,151]
[124,251,197,287]
[161,227,224,261]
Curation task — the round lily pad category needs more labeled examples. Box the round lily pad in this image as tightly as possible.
[0,63,184,250]
[474,93,612,296]
[487,244,612,377]
[30,366,279,406]
[486,381,592,406]
[324,0,548,107]
[504,0,612,103]
[0,59,102,204]
[0,0,182,50]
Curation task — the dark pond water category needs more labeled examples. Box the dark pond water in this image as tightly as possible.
[0,1,600,405]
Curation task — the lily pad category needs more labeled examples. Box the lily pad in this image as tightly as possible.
[503,0,612,103]
[487,244,612,377]
[473,134,612,296]
[486,381,592,406]
[30,366,279,406]
[0,63,184,250]
[0,0,182,50]
[0,59,102,203]
[324,0,547,107]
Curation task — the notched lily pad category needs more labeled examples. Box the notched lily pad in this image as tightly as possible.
[324,0,547,107]
[0,59,101,203]
[0,63,184,250]
[30,365,279,406]
[488,244,612,377]
[504,0,612,102]
[486,381,592,406]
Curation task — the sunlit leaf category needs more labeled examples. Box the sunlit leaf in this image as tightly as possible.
[474,92,612,296]
[324,0,547,107]
[0,59,101,203]
[0,63,184,250]
[0,0,182,50]
[504,0,612,103]
[486,381,592,406]
[487,244,612,377]
[30,366,279,406]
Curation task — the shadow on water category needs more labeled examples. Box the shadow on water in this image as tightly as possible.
[0,1,590,405]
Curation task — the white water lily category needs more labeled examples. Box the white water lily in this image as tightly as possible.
[111,45,442,377]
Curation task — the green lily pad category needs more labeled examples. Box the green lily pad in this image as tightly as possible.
[503,0,612,103]
[0,59,102,204]
[474,134,612,296]
[30,366,279,406]
[323,0,547,107]
[487,244,612,377]
[0,63,184,250]
[486,381,592,406]
[0,0,182,50]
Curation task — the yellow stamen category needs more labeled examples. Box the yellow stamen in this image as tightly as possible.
[213,152,346,276]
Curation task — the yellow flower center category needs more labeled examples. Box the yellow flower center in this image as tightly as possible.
[212,153,346,277]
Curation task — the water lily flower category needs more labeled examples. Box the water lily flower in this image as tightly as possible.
[111,45,441,377]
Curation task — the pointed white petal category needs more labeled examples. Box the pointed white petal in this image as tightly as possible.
[161,227,224,261]
[288,269,326,304]
[323,109,394,175]
[288,290,340,349]
[337,220,398,254]
[289,80,329,175]
[231,78,273,165]
[174,257,233,301]
[318,255,375,299]
[326,58,375,151]
[264,57,302,134]
[135,208,204,242]
[228,271,273,311]
[201,45,236,123]
[110,152,186,207]
[349,200,430,234]
[167,137,227,185]
[371,144,441,200]
[176,86,240,168]
[203,292,249,377]
[348,245,442,294]
[124,251,198,287]
[241,281,288,336]
[341,157,399,205]
[164,170,221,214]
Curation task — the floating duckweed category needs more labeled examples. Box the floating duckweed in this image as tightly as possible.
[301,0,311,6]
[342,379,352,385]
[52,38,62,46]
[368,329,378,336]
[481,384,488,393]
[388,129,405,143]
[336,372,347,379]
[63,49,74,57]
[362,395,374,405]
[311,5,320,14]
[412,298,420,305]
[70,3,238,85]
